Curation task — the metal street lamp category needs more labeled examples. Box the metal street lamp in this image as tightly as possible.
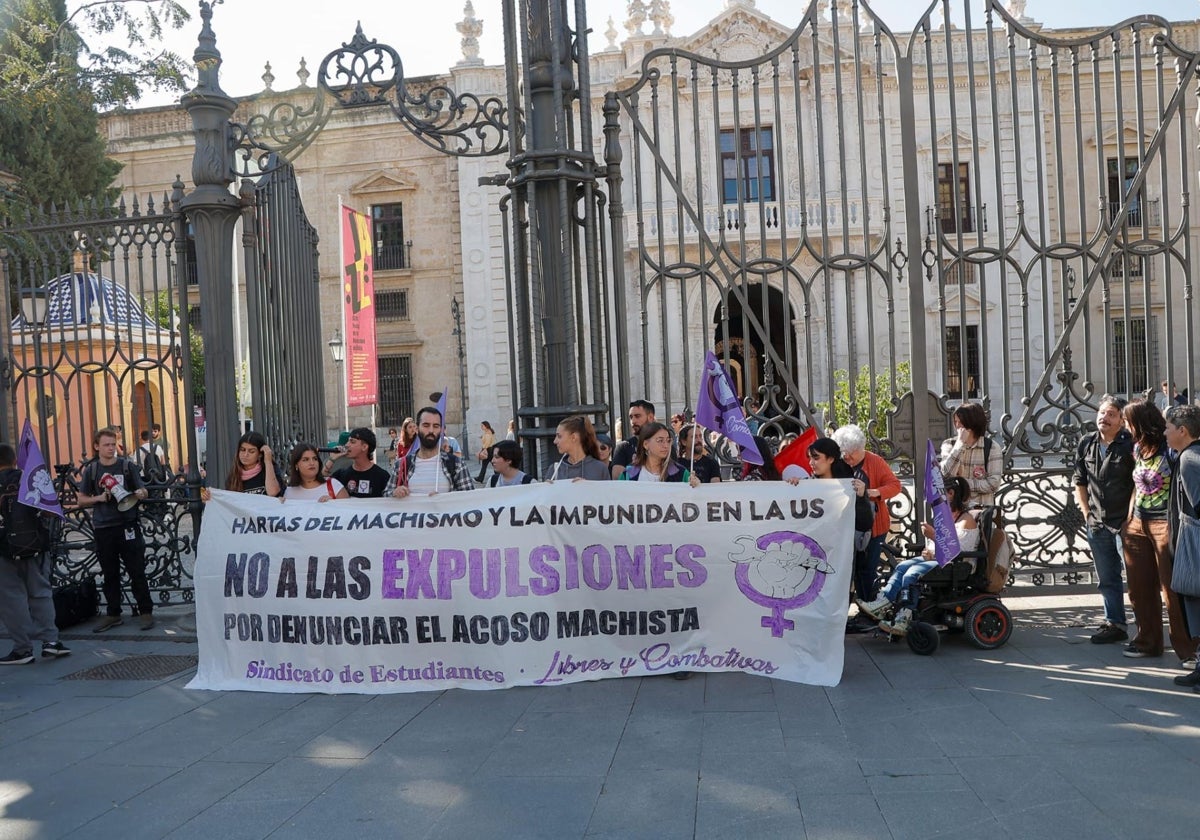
[450,297,469,452]
[327,329,348,433]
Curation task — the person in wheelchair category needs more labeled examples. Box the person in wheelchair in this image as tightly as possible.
[855,475,979,636]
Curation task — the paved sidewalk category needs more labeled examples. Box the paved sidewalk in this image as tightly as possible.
[1,590,1196,840]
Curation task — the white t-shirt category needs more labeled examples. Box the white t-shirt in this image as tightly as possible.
[407,454,443,495]
[636,469,661,482]
[284,479,343,501]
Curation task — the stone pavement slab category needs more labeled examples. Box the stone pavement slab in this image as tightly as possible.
[0,592,1196,839]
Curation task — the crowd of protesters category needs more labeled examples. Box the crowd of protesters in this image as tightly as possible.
[10,388,1200,697]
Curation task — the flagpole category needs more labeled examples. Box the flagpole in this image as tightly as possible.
[688,427,695,475]
[434,387,448,494]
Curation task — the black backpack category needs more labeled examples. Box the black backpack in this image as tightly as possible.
[138,443,167,484]
[0,468,50,559]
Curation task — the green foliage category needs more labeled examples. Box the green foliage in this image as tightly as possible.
[0,0,190,109]
[815,362,912,441]
[147,290,205,407]
[0,1,190,215]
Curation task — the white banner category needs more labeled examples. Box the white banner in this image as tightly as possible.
[188,481,855,693]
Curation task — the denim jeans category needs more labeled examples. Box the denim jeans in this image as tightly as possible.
[1086,524,1126,626]
[880,556,939,607]
[0,553,59,652]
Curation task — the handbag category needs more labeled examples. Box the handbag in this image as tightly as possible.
[1171,510,1200,597]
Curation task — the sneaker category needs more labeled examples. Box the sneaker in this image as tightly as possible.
[138,613,155,631]
[1123,647,1161,659]
[0,650,35,665]
[40,642,71,658]
[879,608,912,637]
[1181,658,1198,670]
[93,615,123,632]
[1173,669,1200,687]
[672,671,692,681]
[855,596,894,622]
[1090,623,1128,644]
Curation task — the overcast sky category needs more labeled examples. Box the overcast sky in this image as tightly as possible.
[79,0,1200,107]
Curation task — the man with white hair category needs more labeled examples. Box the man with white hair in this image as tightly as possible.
[832,424,902,606]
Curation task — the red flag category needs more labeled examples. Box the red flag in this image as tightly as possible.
[774,426,818,478]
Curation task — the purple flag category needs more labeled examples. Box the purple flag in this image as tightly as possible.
[925,439,960,566]
[695,351,763,465]
[16,419,64,518]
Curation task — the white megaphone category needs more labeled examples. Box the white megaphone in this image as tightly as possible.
[99,473,140,512]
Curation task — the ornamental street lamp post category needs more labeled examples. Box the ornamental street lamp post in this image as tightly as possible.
[327,329,348,434]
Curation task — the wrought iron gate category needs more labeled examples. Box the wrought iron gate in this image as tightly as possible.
[0,186,200,604]
[608,0,1200,580]
[240,156,325,449]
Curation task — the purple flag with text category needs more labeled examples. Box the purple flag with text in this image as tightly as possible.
[695,351,763,465]
[924,439,960,566]
[16,419,64,518]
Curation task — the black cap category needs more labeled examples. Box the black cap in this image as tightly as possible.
[348,427,377,452]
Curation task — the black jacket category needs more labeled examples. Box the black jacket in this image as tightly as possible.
[1073,429,1135,528]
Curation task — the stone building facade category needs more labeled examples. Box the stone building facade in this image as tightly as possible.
[99,0,1200,452]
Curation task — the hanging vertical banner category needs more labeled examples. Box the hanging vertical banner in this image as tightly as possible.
[341,206,378,406]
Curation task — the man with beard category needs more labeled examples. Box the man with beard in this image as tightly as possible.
[611,399,656,479]
[385,407,475,497]
[677,423,723,483]
[1074,395,1136,644]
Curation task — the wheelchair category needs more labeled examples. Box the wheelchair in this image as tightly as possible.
[875,506,1014,656]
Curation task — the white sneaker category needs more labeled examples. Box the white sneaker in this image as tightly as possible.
[880,608,912,636]
[855,596,893,621]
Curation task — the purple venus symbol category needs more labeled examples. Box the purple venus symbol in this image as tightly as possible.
[731,531,833,637]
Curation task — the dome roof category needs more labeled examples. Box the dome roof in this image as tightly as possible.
[10,272,163,332]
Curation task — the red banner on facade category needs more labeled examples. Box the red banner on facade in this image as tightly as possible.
[341,206,378,407]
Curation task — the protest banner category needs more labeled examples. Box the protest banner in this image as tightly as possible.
[189,480,855,694]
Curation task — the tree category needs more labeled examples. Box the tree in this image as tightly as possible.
[815,362,912,441]
[0,0,190,108]
[0,1,190,209]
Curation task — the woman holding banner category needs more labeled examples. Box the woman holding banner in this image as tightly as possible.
[284,443,349,502]
[224,432,283,497]
[619,422,701,485]
[548,416,611,481]
[857,476,978,636]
